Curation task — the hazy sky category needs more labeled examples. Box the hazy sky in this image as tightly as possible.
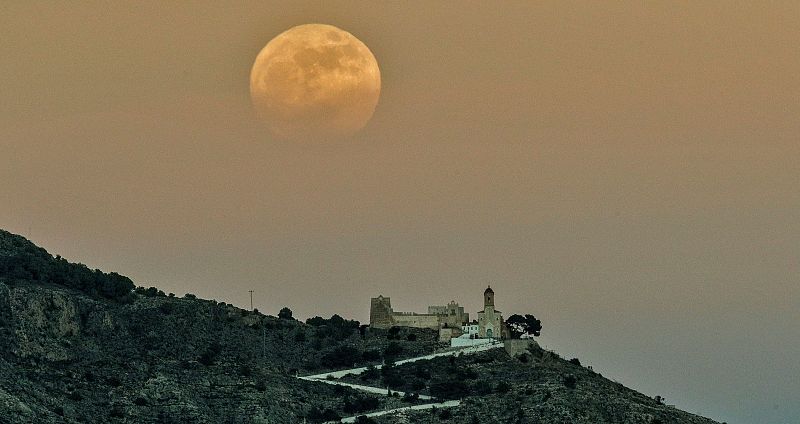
[2,2,799,423]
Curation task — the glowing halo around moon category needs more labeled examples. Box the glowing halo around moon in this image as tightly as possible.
[249,24,381,140]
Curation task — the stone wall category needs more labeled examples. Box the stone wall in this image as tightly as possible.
[438,327,462,342]
[503,339,540,357]
[391,313,440,329]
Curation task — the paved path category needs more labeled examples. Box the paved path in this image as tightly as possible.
[298,376,434,400]
[301,341,504,380]
[300,341,504,423]
[331,400,461,423]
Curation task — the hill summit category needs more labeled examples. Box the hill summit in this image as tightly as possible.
[0,230,720,423]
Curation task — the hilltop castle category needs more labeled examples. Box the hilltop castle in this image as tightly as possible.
[370,286,506,344]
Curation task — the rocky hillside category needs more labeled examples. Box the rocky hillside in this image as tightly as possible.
[0,230,721,423]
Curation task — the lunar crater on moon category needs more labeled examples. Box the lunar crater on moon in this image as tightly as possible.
[250,24,381,140]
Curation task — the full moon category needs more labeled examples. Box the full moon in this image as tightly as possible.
[250,24,381,140]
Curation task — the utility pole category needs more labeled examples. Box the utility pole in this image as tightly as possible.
[248,290,254,311]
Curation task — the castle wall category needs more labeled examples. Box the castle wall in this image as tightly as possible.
[438,314,466,328]
[371,292,489,332]
[428,302,469,328]
[391,313,440,329]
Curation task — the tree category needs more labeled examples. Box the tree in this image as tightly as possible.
[383,341,404,362]
[506,314,542,338]
[306,316,327,326]
[278,307,293,320]
[321,345,361,368]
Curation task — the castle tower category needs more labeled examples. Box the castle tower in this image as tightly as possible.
[484,285,494,308]
[369,295,394,329]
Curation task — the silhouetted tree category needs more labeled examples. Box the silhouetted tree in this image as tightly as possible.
[506,314,542,338]
[278,307,293,320]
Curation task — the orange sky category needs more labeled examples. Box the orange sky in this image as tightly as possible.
[1,3,798,423]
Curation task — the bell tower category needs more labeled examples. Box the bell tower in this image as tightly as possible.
[484,285,494,308]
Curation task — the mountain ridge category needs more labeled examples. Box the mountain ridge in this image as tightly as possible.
[0,230,721,423]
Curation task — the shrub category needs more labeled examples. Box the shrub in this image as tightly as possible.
[238,364,252,377]
[306,315,360,339]
[413,364,431,379]
[198,341,223,366]
[158,302,175,315]
[410,378,427,391]
[383,342,404,361]
[430,377,470,400]
[306,316,327,326]
[184,293,196,299]
[495,381,511,394]
[439,409,453,419]
[306,407,340,423]
[387,326,401,340]
[406,333,417,341]
[139,287,165,297]
[133,397,148,406]
[402,392,420,402]
[321,345,361,368]
[563,374,577,389]
[343,394,380,414]
[360,365,380,381]
[355,416,378,424]
[569,357,581,366]
[109,404,125,418]
[380,363,404,389]
[362,349,381,362]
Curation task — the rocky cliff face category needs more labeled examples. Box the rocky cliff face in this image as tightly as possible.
[0,280,313,423]
[0,231,722,424]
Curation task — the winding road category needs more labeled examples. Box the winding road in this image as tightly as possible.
[297,341,504,423]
